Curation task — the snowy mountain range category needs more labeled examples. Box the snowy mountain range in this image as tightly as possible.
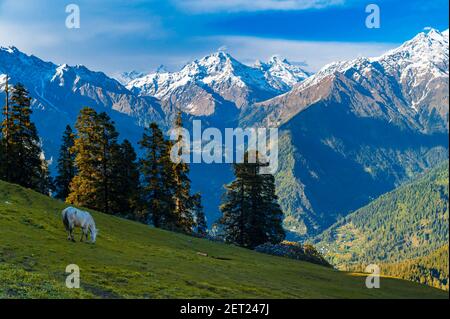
[1,28,448,237]
[127,51,310,116]
[245,28,449,133]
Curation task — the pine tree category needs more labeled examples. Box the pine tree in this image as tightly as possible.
[171,111,195,233]
[96,112,120,214]
[219,151,285,249]
[67,108,120,214]
[139,122,176,227]
[112,139,140,217]
[67,108,100,209]
[0,83,50,194]
[35,153,53,195]
[0,75,11,180]
[55,125,76,200]
[259,172,285,245]
[192,193,207,237]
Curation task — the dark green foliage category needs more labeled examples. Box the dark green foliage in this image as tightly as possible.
[0,76,11,182]
[219,152,285,249]
[171,112,195,233]
[139,116,199,234]
[55,125,76,200]
[0,82,51,194]
[192,193,207,237]
[112,139,140,217]
[139,122,176,227]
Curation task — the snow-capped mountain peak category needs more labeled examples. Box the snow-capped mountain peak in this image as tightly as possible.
[116,70,146,85]
[374,27,448,70]
[127,51,276,113]
[255,55,310,91]
[296,28,448,94]
[1,46,20,54]
[127,52,310,115]
[247,28,449,134]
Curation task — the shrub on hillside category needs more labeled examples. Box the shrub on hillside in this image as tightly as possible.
[255,241,332,268]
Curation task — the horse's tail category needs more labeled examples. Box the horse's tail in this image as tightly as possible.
[62,209,70,231]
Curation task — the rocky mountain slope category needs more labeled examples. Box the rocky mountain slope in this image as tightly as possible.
[244,29,449,132]
[241,28,449,236]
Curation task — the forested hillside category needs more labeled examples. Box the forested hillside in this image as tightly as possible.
[379,245,448,291]
[316,161,449,271]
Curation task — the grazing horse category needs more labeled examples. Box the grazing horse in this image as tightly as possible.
[62,207,98,243]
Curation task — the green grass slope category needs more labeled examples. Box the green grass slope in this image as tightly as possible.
[0,180,447,299]
[315,161,449,287]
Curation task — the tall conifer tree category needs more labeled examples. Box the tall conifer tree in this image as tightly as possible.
[139,122,176,227]
[55,125,76,200]
[171,111,194,233]
[67,108,120,214]
[219,151,285,249]
[0,83,50,194]
[0,75,11,180]
[112,139,140,216]
[192,193,207,237]
[67,107,100,209]
[96,112,120,214]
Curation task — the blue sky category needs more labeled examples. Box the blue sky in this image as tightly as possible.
[0,0,448,77]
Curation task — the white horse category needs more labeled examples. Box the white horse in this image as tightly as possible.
[62,207,98,243]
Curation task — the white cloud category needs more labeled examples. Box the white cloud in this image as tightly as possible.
[206,36,397,71]
[172,0,344,13]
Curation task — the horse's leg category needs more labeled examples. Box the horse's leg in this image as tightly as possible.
[80,228,84,242]
[70,227,75,242]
